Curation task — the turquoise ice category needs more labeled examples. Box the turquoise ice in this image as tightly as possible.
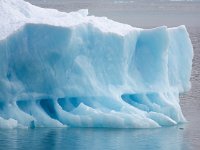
[0,0,193,128]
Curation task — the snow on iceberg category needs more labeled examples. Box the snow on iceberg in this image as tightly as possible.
[0,0,193,128]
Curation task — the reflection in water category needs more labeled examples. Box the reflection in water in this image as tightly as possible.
[0,126,190,150]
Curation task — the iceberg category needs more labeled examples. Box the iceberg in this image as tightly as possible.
[0,0,193,128]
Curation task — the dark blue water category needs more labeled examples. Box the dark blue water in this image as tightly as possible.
[0,0,200,150]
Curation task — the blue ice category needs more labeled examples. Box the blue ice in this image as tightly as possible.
[0,0,193,128]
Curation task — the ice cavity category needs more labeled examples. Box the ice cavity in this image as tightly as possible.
[0,0,193,128]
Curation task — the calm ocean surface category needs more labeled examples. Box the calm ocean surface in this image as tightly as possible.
[0,0,200,149]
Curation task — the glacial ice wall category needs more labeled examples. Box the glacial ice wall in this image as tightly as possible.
[0,0,193,128]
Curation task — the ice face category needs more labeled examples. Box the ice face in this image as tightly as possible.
[0,0,193,128]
